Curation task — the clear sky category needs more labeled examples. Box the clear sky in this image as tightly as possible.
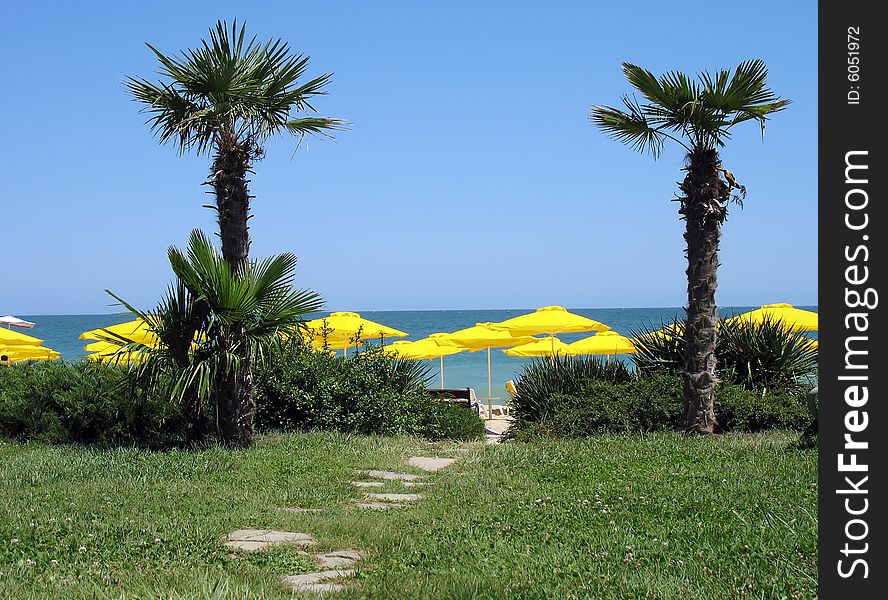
[2,1,816,315]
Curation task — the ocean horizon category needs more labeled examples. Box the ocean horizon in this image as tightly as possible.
[15,306,816,394]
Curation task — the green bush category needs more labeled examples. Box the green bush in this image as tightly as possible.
[510,355,632,423]
[715,384,811,432]
[509,374,684,438]
[509,371,812,439]
[630,316,818,392]
[416,401,486,441]
[254,341,481,440]
[0,361,185,446]
[718,317,818,391]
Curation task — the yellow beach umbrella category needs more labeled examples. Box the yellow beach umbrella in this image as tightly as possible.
[1,343,61,363]
[436,324,537,414]
[487,306,611,337]
[386,336,465,388]
[86,349,146,365]
[566,330,637,356]
[0,327,44,346]
[503,336,571,357]
[80,318,158,345]
[795,336,818,351]
[727,303,818,332]
[304,312,408,356]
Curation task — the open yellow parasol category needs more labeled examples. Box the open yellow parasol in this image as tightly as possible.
[487,306,611,337]
[436,324,537,414]
[303,312,408,356]
[503,336,571,358]
[80,318,159,345]
[0,327,44,346]
[726,303,818,332]
[566,330,637,356]
[386,335,465,388]
[1,343,61,363]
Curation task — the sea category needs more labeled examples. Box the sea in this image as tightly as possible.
[16,307,816,395]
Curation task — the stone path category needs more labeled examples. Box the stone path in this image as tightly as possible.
[406,456,456,472]
[223,452,461,594]
[484,417,513,444]
[367,469,424,481]
[224,529,316,551]
[282,569,356,593]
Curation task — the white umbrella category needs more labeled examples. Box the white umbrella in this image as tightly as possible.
[0,315,35,329]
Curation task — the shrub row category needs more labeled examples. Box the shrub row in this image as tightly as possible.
[254,342,484,441]
[0,361,185,446]
[0,343,484,446]
[509,358,812,440]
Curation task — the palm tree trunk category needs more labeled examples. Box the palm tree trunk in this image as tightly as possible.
[679,148,730,434]
[215,342,256,448]
[211,134,256,447]
[211,136,253,270]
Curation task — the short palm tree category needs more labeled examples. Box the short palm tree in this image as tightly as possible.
[109,230,324,447]
[590,60,789,433]
[125,20,344,269]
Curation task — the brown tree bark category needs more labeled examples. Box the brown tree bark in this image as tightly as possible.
[679,148,730,435]
[211,135,253,271]
[210,133,257,447]
[215,353,256,448]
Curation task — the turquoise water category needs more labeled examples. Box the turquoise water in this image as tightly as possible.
[16,307,815,394]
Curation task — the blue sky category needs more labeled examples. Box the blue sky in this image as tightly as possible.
[1,1,816,314]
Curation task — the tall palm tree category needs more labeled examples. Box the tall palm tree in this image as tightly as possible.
[125,20,344,269]
[109,230,324,447]
[590,60,789,434]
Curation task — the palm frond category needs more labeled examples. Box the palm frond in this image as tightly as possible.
[125,20,343,154]
[589,95,669,158]
[593,59,789,153]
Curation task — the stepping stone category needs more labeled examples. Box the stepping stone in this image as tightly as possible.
[315,549,364,569]
[276,506,324,513]
[402,481,432,488]
[367,469,424,481]
[350,480,384,488]
[281,569,355,593]
[485,434,502,445]
[352,501,406,510]
[407,457,457,472]
[364,492,422,502]
[224,529,316,551]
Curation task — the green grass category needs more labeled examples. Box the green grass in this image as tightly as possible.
[0,432,816,599]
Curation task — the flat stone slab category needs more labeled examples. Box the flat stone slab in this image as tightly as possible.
[281,569,355,593]
[315,549,364,569]
[484,418,513,435]
[350,480,384,488]
[364,492,422,502]
[224,529,316,551]
[352,501,406,510]
[407,457,457,472]
[276,506,324,513]
[367,469,425,481]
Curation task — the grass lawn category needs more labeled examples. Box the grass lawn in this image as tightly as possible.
[0,431,816,599]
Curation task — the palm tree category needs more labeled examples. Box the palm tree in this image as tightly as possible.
[125,21,339,444]
[125,20,344,269]
[108,230,324,447]
[590,61,789,433]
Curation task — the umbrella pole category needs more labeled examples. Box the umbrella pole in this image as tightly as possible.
[487,347,492,421]
[440,356,444,389]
